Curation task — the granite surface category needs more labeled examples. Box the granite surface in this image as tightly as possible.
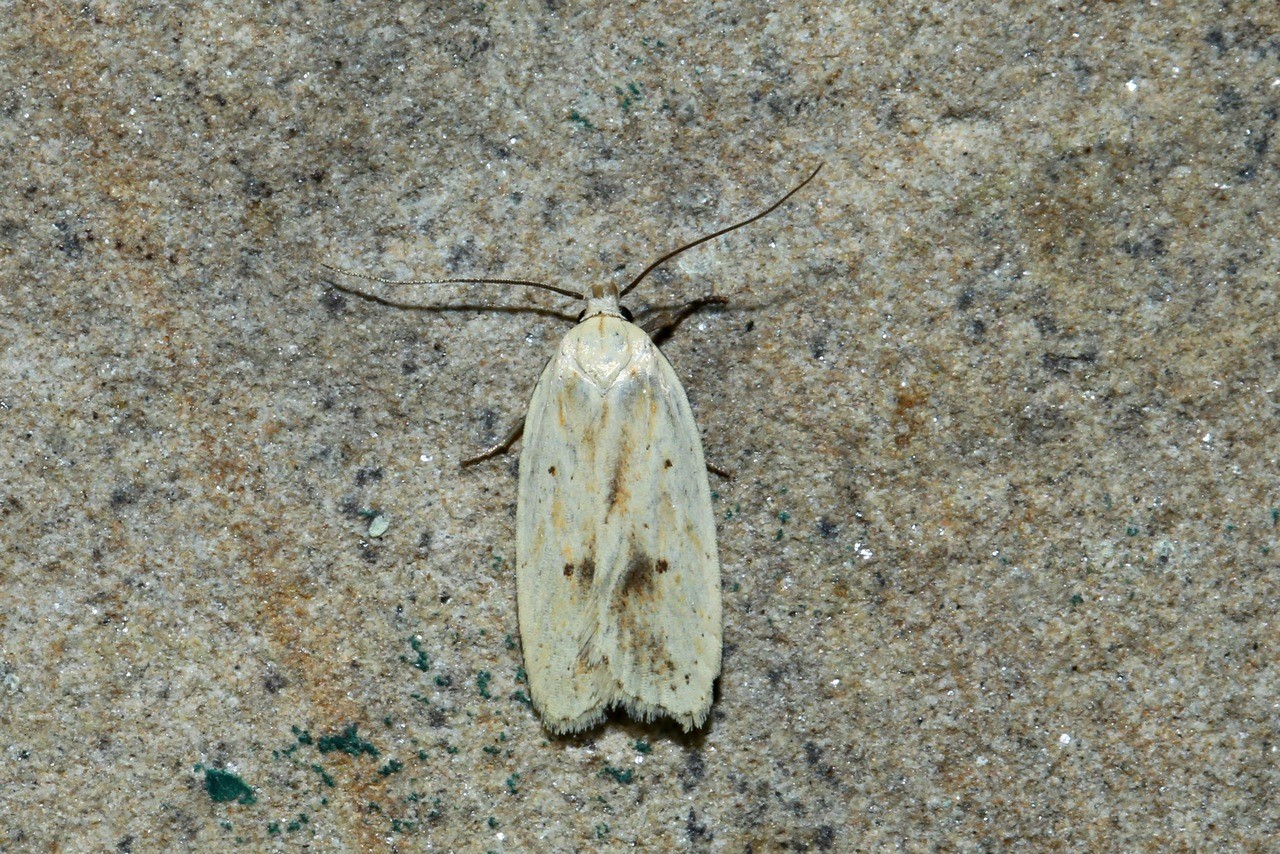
[2,1,1277,850]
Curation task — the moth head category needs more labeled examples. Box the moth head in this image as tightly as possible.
[580,280,623,321]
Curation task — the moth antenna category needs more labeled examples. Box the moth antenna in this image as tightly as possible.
[620,163,823,298]
[320,263,584,300]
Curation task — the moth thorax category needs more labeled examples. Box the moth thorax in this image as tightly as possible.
[583,281,623,319]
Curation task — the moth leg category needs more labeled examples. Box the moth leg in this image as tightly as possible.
[706,460,734,480]
[462,420,525,467]
[642,295,729,346]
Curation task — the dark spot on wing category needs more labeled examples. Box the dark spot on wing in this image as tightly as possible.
[619,551,656,600]
[563,562,574,578]
[579,557,596,584]
[548,465,557,476]
[612,548,683,676]
[664,458,672,469]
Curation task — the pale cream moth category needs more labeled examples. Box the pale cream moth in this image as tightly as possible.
[324,165,821,733]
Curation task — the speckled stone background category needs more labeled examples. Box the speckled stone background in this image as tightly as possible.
[2,1,1277,850]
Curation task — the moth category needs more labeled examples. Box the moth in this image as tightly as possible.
[325,165,821,733]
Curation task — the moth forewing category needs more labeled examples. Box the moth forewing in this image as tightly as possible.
[516,313,721,733]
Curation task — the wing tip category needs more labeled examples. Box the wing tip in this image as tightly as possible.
[617,695,713,733]
[535,692,713,735]
[539,705,609,735]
